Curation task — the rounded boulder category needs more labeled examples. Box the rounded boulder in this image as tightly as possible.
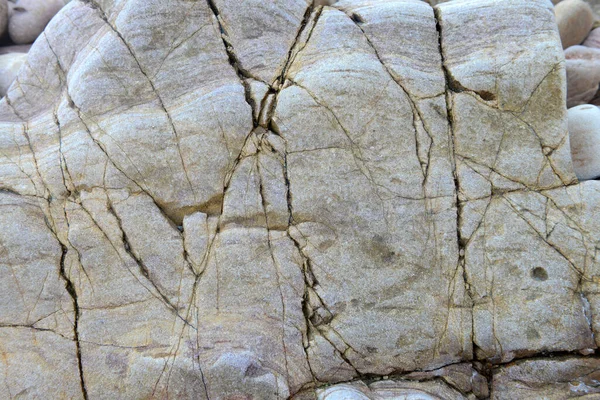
[555,0,595,49]
[565,45,600,107]
[8,0,65,45]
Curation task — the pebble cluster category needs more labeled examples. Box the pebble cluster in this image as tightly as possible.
[0,0,67,96]
[556,0,600,180]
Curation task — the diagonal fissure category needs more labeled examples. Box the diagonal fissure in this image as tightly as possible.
[104,198,195,330]
[204,0,261,126]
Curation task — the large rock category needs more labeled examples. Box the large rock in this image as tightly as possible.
[0,0,599,398]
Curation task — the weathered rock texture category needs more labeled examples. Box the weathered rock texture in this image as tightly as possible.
[0,0,599,399]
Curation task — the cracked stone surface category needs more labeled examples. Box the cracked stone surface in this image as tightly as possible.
[491,356,600,399]
[1,0,600,399]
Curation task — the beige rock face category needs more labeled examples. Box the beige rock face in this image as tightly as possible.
[492,357,600,399]
[0,0,599,399]
[438,0,594,367]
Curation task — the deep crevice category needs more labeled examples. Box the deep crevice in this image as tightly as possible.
[255,151,292,389]
[434,6,466,289]
[263,3,322,130]
[205,0,261,126]
[283,148,322,391]
[350,12,363,24]
[274,2,317,89]
[240,5,328,390]
[59,244,89,400]
[434,4,481,392]
[0,187,22,196]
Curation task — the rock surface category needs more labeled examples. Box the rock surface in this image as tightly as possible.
[492,357,600,399]
[555,0,595,48]
[0,0,599,399]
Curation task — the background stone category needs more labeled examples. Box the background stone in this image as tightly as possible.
[565,45,600,107]
[0,0,7,37]
[8,0,66,44]
[568,104,600,179]
[551,0,592,48]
